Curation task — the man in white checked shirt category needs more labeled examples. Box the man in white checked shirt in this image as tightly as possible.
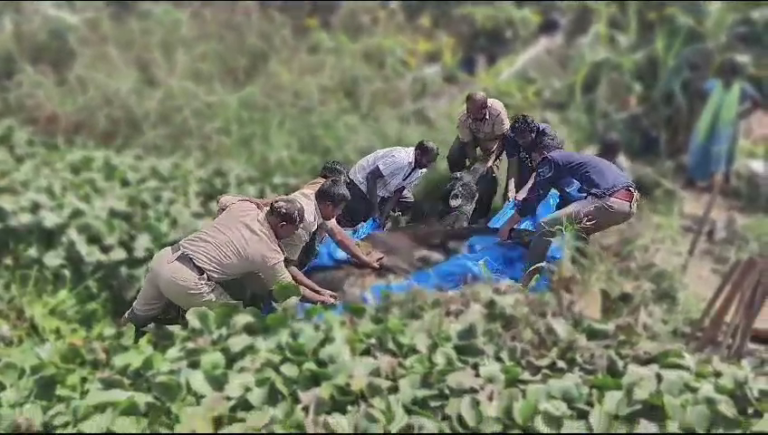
[338,140,439,228]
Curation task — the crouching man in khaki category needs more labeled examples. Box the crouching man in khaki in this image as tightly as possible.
[123,196,305,329]
[219,177,384,306]
[281,177,383,300]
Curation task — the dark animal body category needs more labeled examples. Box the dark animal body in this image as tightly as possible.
[305,224,499,302]
[305,224,538,303]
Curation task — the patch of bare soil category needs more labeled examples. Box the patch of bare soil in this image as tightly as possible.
[678,188,745,301]
[594,185,752,303]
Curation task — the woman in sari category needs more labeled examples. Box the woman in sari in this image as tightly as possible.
[686,57,762,188]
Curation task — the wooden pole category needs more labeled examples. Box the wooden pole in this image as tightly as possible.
[683,175,722,273]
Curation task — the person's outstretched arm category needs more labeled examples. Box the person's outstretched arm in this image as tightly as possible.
[326,221,381,269]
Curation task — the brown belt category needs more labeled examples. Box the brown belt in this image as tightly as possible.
[171,243,206,276]
[611,188,637,203]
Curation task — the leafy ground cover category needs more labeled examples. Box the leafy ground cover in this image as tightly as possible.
[0,1,766,433]
[2,289,766,433]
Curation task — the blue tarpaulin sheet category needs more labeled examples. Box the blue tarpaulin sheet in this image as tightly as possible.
[269,188,570,317]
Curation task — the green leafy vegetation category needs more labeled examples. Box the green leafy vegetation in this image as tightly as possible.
[0,1,766,433]
[1,291,766,433]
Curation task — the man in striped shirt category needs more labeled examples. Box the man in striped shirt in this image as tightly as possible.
[338,140,440,228]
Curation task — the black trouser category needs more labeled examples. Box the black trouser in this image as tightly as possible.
[296,228,322,270]
[337,180,414,229]
[446,136,499,223]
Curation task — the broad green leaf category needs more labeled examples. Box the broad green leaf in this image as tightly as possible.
[78,413,115,432]
[446,367,483,391]
[176,406,214,433]
[752,415,768,433]
[224,372,254,398]
[219,423,249,433]
[532,413,561,434]
[539,399,572,418]
[602,390,628,416]
[547,376,587,404]
[200,351,226,373]
[186,370,215,396]
[561,419,589,433]
[110,416,147,433]
[388,396,409,432]
[322,413,351,433]
[408,416,441,433]
[684,404,711,433]
[279,362,300,379]
[589,404,612,433]
[622,364,658,401]
[17,403,44,429]
[82,389,132,406]
[512,398,537,427]
[478,362,504,384]
[273,281,302,302]
[460,395,482,428]
[246,387,269,408]
[112,349,149,371]
[151,375,184,403]
[187,308,216,334]
[664,395,686,422]
[244,408,273,431]
[659,369,690,397]
[635,418,661,433]
[226,334,253,354]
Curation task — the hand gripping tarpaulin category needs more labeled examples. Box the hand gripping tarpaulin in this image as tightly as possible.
[280,189,566,317]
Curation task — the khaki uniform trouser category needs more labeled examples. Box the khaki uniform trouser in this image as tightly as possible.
[126,246,238,327]
[525,193,637,270]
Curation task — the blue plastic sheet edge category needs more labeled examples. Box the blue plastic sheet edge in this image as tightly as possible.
[263,189,568,319]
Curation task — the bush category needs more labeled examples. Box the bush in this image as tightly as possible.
[1,290,766,433]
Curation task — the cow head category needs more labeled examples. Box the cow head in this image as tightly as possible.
[439,161,487,228]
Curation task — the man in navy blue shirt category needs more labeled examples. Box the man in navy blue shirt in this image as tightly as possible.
[497,114,586,210]
[497,114,563,203]
[497,141,638,288]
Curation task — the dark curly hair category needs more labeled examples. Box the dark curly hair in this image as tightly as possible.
[319,160,349,181]
[536,133,564,155]
[509,113,539,137]
[532,125,564,154]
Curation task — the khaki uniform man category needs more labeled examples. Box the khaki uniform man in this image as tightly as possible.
[281,178,382,299]
[221,178,383,307]
[124,196,304,328]
[447,92,511,222]
[293,160,350,266]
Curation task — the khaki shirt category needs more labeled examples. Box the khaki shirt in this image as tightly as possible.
[280,187,333,261]
[457,98,510,157]
[302,177,325,194]
[180,197,292,290]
